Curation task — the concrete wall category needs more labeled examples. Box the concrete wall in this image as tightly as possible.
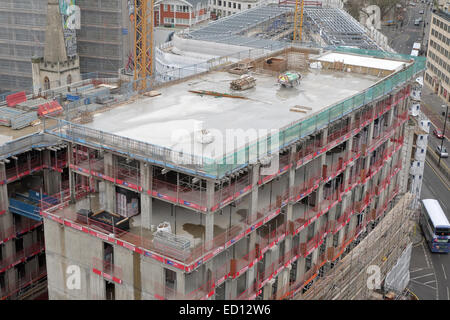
[44,218,104,299]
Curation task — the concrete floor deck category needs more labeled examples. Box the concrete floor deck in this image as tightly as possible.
[84,69,380,159]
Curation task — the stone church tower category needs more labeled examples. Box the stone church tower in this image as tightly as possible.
[32,0,81,94]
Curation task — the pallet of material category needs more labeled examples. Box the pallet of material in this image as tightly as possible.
[83,87,111,100]
[74,84,94,94]
[6,91,26,107]
[17,98,49,111]
[0,107,38,129]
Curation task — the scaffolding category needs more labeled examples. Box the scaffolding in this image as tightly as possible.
[0,0,131,93]
[304,7,382,50]
[301,193,415,300]
[0,0,47,93]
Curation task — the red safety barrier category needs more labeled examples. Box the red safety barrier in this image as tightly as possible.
[6,91,26,107]
[37,100,63,117]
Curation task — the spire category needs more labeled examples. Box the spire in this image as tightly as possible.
[44,0,69,63]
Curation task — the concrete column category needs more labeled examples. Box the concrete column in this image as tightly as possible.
[176,270,185,297]
[276,267,290,299]
[205,212,214,250]
[0,163,11,239]
[0,214,12,240]
[343,165,352,190]
[249,164,260,223]
[263,249,272,273]
[25,256,39,278]
[325,207,337,250]
[348,214,358,239]
[345,114,355,164]
[67,143,76,202]
[336,191,352,247]
[140,161,152,230]
[246,231,257,289]
[295,256,306,285]
[295,231,307,284]
[311,219,321,265]
[104,152,116,213]
[0,162,7,208]
[43,150,61,195]
[285,146,297,254]
[225,276,238,299]
[387,106,395,127]
[320,127,328,147]
[263,279,274,299]
[246,164,260,289]
[3,238,16,291]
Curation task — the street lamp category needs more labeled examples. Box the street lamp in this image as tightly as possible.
[438,104,448,166]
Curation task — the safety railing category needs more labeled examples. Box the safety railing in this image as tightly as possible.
[66,105,408,217]
[0,241,45,273]
[291,171,321,203]
[0,220,43,245]
[92,257,123,282]
[5,157,43,182]
[326,123,351,146]
[40,123,406,300]
[0,265,47,300]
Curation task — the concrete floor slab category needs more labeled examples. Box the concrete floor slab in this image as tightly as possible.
[85,70,380,159]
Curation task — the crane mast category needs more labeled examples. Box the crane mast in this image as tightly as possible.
[293,0,304,42]
[134,0,154,91]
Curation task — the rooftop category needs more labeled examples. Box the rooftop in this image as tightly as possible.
[44,48,421,178]
[84,67,378,158]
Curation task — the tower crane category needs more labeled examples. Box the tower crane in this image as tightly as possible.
[134,0,154,92]
[293,0,304,42]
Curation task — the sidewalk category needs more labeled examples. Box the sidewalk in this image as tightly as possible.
[421,85,450,140]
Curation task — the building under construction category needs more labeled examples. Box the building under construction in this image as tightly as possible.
[17,45,420,300]
[0,0,426,301]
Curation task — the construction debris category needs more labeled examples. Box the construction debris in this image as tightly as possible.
[290,108,307,113]
[189,90,248,99]
[143,90,161,97]
[290,105,311,113]
[230,75,256,91]
[228,59,254,75]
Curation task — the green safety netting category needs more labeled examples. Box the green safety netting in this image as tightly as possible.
[206,48,426,178]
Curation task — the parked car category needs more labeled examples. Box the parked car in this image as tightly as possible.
[436,145,448,158]
[433,128,444,139]
[419,9,424,14]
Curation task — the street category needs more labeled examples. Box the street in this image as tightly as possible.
[379,0,450,300]
[408,161,450,300]
[381,0,432,55]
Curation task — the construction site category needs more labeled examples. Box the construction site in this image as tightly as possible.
[0,0,427,301]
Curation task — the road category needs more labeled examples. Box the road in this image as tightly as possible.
[380,0,432,55]
[408,161,450,300]
[379,1,450,300]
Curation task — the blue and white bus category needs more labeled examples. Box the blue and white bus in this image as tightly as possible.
[420,199,450,253]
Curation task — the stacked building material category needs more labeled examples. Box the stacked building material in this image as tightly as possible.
[230,75,256,90]
[0,107,38,130]
[6,92,27,107]
[153,231,191,261]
